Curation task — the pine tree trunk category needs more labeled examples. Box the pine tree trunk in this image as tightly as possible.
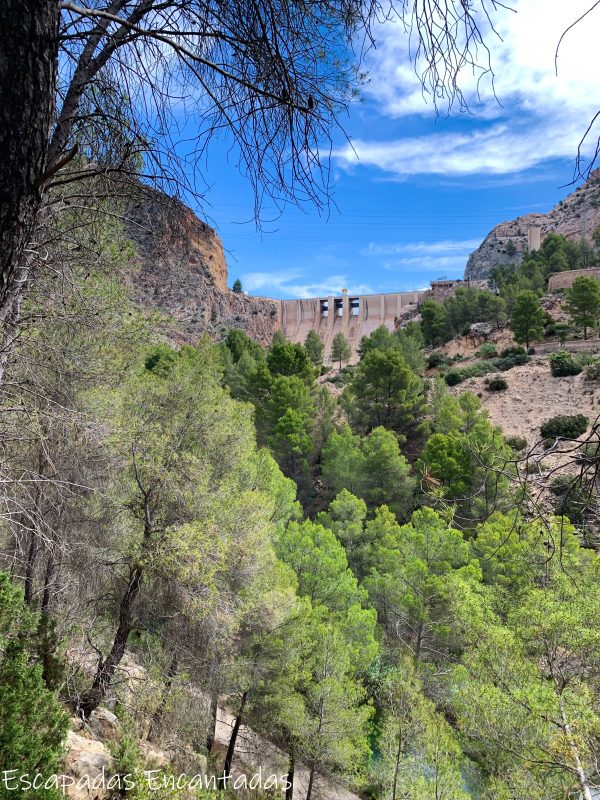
[391,723,403,800]
[206,689,219,753]
[23,526,39,606]
[560,700,594,800]
[220,691,248,788]
[305,764,316,800]
[285,744,295,800]
[78,563,144,718]
[148,651,178,742]
[0,0,59,321]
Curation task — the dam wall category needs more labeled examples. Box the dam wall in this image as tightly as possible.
[279,290,429,364]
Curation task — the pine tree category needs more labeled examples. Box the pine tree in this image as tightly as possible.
[564,276,600,339]
[304,330,325,369]
[0,573,68,800]
[331,333,352,370]
[509,290,545,349]
[232,278,243,293]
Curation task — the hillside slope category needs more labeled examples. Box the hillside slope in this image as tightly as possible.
[465,170,600,280]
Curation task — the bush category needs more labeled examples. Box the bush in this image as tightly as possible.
[477,343,498,359]
[444,369,462,386]
[549,351,582,377]
[0,573,68,800]
[549,475,588,523]
[500,346,526,358]
[540,414,589,441]
[492,352,530,371]
[585,362,600,382]
[428,351,452,369]
[444,361,499,386]
[527,347,536,355]
[505,435,527,452]
[487,376,508,391]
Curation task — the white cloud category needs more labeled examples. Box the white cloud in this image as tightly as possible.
[242,270,375,299]
[363,238,481,256]
[381,255,468,273]
[336,0,600,177]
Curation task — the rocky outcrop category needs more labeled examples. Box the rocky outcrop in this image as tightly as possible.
[465,170,600,280]
[124,188,280,345]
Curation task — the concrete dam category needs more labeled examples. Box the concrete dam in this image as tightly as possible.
[278,288,431,364]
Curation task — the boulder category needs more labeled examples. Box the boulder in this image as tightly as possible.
[63,730,114,800]
[87,707,119,741]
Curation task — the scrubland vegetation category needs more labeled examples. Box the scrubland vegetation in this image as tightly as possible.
[1,210,600,800]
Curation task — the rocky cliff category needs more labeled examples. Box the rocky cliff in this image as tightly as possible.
[124,189,280,345]
[465,170,600,280]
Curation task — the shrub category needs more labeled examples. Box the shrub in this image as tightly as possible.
[584,362,600,381]
[487,376,508,391]
[493,352,530,371]
[444,361,499,386]
[505,435,527,452]
[549,475,588,523]
[477,343,498,359]
[527,347,536,355]
[444,369,462,386]
[540,414,589,441]
[428,351,452,369]
[500,346,526,358]
[549,351,582,377]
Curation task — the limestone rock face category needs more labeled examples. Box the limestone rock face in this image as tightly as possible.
[87,707,119,742]
[63,731,114,800]
[465,170,600,280]
[124,188,280,345]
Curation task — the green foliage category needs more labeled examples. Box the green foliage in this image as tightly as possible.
[486,376,508,391]
[476,342,497,359]
[417,393,512,522]
[509,290,545,348]
[224,328,264,363]
[564,275,600,338]
[342,348,426,441]
[0,574,68,800]
[549,475,590,523]
[321,426,415,520]
[358,325,396,357]
[267,340,314,383]
[360,324,426,372]
[585,360,600,381]
[331,332,352,369]
[394,322,427,372]
[548,350,582,376]
[444,361,499,386]
[144,344,178,376]
[364,508,480,662]
[304,329,324,369]
[420,300,449,346]
[232,278,243,293]
[505,435,527,452]
[540,414,588,441]
[427,351,452,369]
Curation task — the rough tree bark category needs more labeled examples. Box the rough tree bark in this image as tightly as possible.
[285,743,295,800]
[0,1,59,319]
[220,691,248,788]
[78,562,144,718]
[206,688,219,753]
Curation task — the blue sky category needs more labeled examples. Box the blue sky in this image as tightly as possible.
[187,0,600,299]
